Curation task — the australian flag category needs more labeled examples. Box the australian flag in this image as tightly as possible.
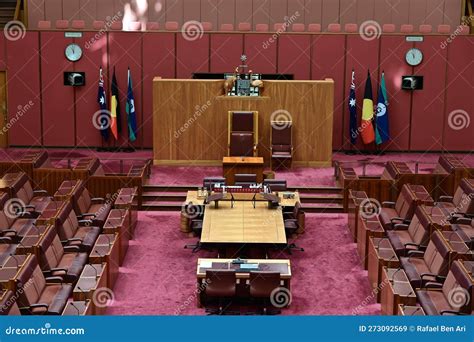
[97,67,109,140]
[348,70,357,144]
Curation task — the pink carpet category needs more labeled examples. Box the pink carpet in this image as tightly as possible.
[107,212,380,315]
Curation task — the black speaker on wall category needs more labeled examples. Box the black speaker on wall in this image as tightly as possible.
[64,72,86,86]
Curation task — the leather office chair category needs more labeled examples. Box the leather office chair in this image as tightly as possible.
[263,179,287,192]
[282,202,304,254]
[386,206,431,256]
[437,178,474,218]
[249,271,281,314]
[271,121,293,170]
[203,177,226,191]
[400,230,452,289]
[73,187,111,227]
[16,255,73,315]
[183,203,206,253]
[0,206,37,242]
[229,132,256,157]
[417,260,472,315]
[205,270,237,315]
[379,184,418,230]
[8,172,51,215]
[231,111,255,132]
[57,203,100,253]
[36,227,88,283]
[234,174,257,186]
[0,290,21,315]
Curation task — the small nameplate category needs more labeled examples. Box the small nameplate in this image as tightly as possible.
[405,36,423,42]
[65,32,83,38]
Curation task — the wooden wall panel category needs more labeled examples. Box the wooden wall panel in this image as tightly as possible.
[44,0,62,22]
[321,0,339,30]
[148,0,167,24]
[339,0,357,26]
[62,0,80,22]
[217,0,234,29]
[96,0,115,21]
[183,0,201,23]
[269,0,288,26]
[408,0,427,27]
[356,0,374,25]
[443,0,462,27]
[425,0,444,27]
[373,0,391,27]
[28,0,45,28]
[153,79,334,166]
[253,0,271,27]
[287,0,305,26]
[304,0,322,26]
[391,0,410,27]
[78,0,97,27]
[165,0,183,24]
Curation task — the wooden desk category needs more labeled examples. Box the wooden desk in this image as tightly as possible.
[89,234,120,290]
[196,258,291,308]
[0,254,33,292]
[397,305,425,316]
[62,300,93,315]
[73,263,108,315]
[357,218,385,269]
[381,268,416,315]
[185,190,206,206]
[35,200,67,225]
[222,157,264,185]
[53,180,84,202]
[103,210,130,265]
[367,237,400,303]
[278,192,300,207]
[348,190,368,242]
[442,231,473,261]
[113,187,138,237]
[201,201,286,244]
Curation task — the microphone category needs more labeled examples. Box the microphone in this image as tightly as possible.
[8,254,20,268]
[69,302,81,315]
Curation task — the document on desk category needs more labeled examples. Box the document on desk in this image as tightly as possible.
[200,260,213,268]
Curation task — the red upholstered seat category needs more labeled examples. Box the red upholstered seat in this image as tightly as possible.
[327,23,341,32]
[419,24,432,33]
[202,22,213,31]
[165,21,179,31]
[256,24,269,32]
[379,184,418,229]
[307,23,321,32]
[238,22,251,31]
[437,24,451,34]
[110,21,123,30]
[344,23,358,33]
[400,24,414,33]
[73,186,112,227]
[71,20,85,29]
[382,24,396,33]
[229,132,255,157]
[220,23,234,31]
[146,22,159,30]
[55,20,69,29]
[292,23,305,32]
[38,21,51,29]
[92,20,105,30]
[274,23,286,31]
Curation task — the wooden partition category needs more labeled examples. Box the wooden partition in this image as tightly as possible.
[153,78,334,167]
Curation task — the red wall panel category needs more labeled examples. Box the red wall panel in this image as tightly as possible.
[210,34,244,73]
[443,36,474,151]
[217,0,234,29]
[304,0,322,26]
[340,0,357,26]
[410,37,447,151]
[79,0,97,27]
[6,32,42,146]
[62,0,80,22]
[252,0,271,28]
[142,33,176,147]
[235,0,253,27]
[311,35,345,150]
[44,0,62,22]
[244,34,277,74]
[321,0,339,30]
[379,36,412,151]
[74,32,109,147]
[28,0,45,28]
[176,34,210,79]
[108,32,143,147]
[0,36,6,70]
[40,32,75,146]
[277,35,311,80]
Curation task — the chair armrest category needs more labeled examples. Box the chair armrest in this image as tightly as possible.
[441,310,466,315]
[0,236,12,243]
[393,223,409,230]
[455,218,472,225]
[63,238,83,244]
[407,250,425,258]
[420,272,438,280]
[29,303,49,309]
[78,219,93,226]
[437,196,453,202]
[45,276,64,283]
[404,242,420,249]
[33,190,49,196]
[91,197,105,201]
[1,229,18,235]
[382,201,396,208]
[79,212,97,218]
[63,245,81,253]
[424,281,443,289]
[49,267,68,273]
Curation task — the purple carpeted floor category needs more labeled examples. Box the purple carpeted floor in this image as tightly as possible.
[106,212,379,315]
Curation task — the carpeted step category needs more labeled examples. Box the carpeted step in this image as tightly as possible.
[300,203,344,213]
[143,184,199,192]
[299,193,343,204]
[288,186,343,194]
[141,201,183,211]
[142,192,187,202]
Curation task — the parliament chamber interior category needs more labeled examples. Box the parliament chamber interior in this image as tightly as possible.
[0,0,473,318]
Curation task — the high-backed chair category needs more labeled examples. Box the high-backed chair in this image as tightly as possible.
[400,230,453,288]
[417,261,473,315]
[263,179,287,192]
[379,184,418,230]
[16,255,72,315]
[0,193,37,242]
[8,172,51,215]
[36,227,87,283]
[386,206,432,256]
[57,203,100,253]
[205,270,236,314]
[270,121,292,170]
[249,271,281,314]
[72,186,111,226]
[437,178,474,218]
[234,174,257,186]
[203,177,226,190]
[228,111,258,157]
[0,290,21,315]
[282,202,305,254]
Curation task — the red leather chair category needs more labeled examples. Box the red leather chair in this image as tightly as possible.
[400,230,452,288]
[36,227,87,283]
[0,241,17,265]
[229,132,256,157]
[72,186,112,227]
[0,193,37,242]
[379,184,418,230]
[271,121,293,170]
[386,206,432,256]
[204,270,236,314]
[417,261,473,315]
[437,178,474,218]
[0,290,21,315]
[15,255,72,315]
[249,271,282,314]
[263,179,287,192]
[9,172,51,215]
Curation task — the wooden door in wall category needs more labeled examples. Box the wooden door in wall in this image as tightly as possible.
[0,72,6,147]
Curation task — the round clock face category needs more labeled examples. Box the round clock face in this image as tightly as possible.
[65,43,82,62]
[405,48,423,66]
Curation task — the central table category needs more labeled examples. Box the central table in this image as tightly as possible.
[200,200,286,244]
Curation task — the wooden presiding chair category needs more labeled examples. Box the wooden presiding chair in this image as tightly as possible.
[271,121,293,170]
[228,111,258,156]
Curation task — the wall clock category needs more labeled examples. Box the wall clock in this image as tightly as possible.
[405,48,423,66]
[65,43,83,62]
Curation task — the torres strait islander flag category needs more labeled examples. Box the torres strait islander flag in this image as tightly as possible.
[126,68,138,142]
[361,70,375,145]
